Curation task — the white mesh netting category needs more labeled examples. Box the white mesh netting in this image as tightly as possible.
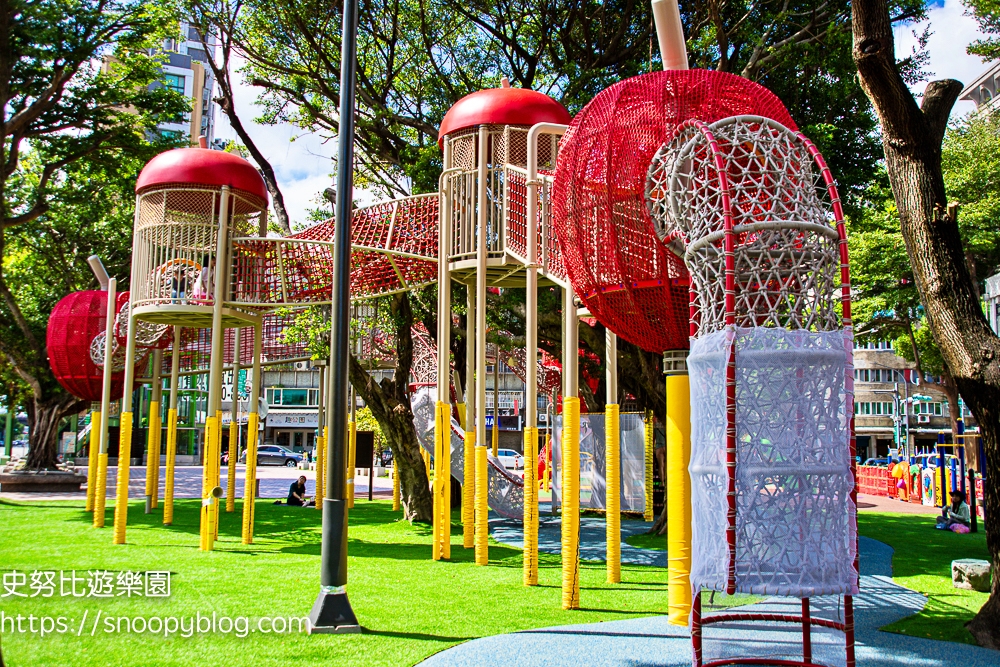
[689,327,857,598]
[551,412,648,514]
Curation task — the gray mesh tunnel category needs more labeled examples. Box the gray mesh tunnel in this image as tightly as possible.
[410,386,524,519]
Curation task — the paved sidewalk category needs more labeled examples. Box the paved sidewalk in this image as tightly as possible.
[420,534,997,667]
[0,465,394,502]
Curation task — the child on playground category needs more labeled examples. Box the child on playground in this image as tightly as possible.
[935,490,970,531]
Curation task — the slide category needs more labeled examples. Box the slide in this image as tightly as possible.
[410,386,524,519]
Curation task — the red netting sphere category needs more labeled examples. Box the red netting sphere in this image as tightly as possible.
[47,290,124,402]
[552,70,796,353]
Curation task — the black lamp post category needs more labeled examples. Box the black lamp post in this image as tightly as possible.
[308,0,360,634]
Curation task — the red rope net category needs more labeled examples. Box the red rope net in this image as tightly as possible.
[552,69,796,353]
[47,290,126,402]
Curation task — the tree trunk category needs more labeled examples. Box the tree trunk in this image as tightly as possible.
[347,292,432,523]
[23,392,85,470]
[853,0,1000,646]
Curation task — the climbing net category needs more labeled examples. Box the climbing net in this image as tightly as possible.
[647,116,844,337]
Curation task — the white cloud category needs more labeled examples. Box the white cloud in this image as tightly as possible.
[894,0,992,116]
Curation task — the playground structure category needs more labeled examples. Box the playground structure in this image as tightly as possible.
[46,0,864,661]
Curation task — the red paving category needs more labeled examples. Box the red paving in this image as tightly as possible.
[857,493,941,515]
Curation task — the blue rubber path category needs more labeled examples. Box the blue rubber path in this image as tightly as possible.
[419,513,998,667]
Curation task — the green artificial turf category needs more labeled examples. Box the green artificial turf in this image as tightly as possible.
[0,498,672,667]
[857,512,990,645]
[625,512,991,645]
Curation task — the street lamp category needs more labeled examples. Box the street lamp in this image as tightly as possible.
[308,0,360,634]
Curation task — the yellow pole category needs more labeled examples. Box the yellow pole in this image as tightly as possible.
[463,431,475,547]
[443,406,451,560]
[145,349,163,513]
[562,397,581,609]
[112,305,140,545]
[433,401,445,559]
[347,415,356,509]
[474,442,488,565]
[164,325,181,526]
[523,425,538,585]
[644,411,654,522]
[422,448,431,478]
[226,328,241,513]
[315,365,326,510]
[85,410,100,512]
[666,366,692,625]
[392,456,401,511]
[561,283,580,609]
[93,278,117,529]
[606,404,620,583]
[242,324,262,543]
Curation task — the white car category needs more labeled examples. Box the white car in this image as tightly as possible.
[496,448,523,470]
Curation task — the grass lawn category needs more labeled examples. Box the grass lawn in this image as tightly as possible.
[857,512,990,645]
[0,498,673,667]
[625,512,991,645]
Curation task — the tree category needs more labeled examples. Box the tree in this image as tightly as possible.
[283,298,433,522]
[852,0,1000,647]
[185,0,293,233]
[0,0,188,469]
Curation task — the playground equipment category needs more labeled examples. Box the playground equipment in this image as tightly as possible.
[649,113,857,665]
[51,3,864,658]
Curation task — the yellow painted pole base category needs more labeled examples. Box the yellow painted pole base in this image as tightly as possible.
[463,431,475,548]
[164,409,178,526]
[93,452,109,528]
[666,374,692,625]
[523,426,538,586]
[112,412,134,545]
[606,404,621,584]
[474,445,488,565]
[347,421,357,509]
[561,398,581,609]
[242,412,259,544]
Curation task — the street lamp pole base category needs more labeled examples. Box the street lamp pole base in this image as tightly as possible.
[308,587,361,634]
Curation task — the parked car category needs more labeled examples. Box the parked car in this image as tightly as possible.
[240,445,302,467]
[862,458,889,467]
[496,448,523,470]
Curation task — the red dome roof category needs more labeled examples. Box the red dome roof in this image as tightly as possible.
[135,148,268,201]
[438,87,572,147]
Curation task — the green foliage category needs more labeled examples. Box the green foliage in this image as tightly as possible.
[941,111,1000,280]
[965,0,1000,60]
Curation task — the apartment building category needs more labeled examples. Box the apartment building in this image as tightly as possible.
[154,20,218,144]
[853,339,958,460]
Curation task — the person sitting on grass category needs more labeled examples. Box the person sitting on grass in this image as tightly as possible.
[935,490,970,530]
[285,475,313,507]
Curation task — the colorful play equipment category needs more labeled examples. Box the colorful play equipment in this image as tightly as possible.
[53,1,863,661]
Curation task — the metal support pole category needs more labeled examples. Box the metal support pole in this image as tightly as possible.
[309,0,360,631]
[463,286,476,549]
[145,349,164,513]
[651,0,689,70]
[561,284,580,609]
[474,125,489,566]
[492,353,499,458]
[200,185,231,551]
[226,328,241,512]
[316,364,326,509]
[242,323,263,544]
[605,329,620,584]
[93,278,117,529]
[164,326,181,525]
[435,179,452,559]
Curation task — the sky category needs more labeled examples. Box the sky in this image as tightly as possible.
[214,0,995,228]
